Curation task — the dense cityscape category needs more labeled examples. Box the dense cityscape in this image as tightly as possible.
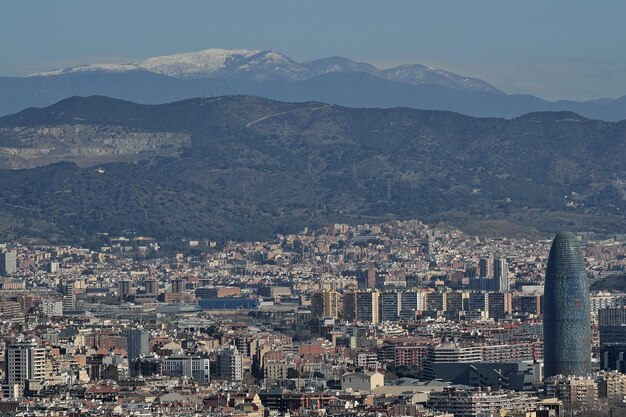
[2,3,626,417]
[1,220,626,416]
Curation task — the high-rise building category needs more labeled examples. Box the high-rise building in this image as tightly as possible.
[488,292,512,320]
[127,329,150,371]
[493,258,510,291]
[219,347,243,381]
[426,292,446,313]
[311,291,325,319]
[63,280,76,312]
[355,290,380,324]
[144,279,159,295]
[468,292,489,313]
[118,280,131,301]
[343,292,356,322]
[311,290,340,319]
[446,291,469,315]
[2,339,47,399]
[0,251,17,276]
[379,291,401,321]
[543,232,591,378]
[367,264,377,289]
[518,294,542,316]
[600,343,626,372]
[479,257,493,278]
[598,307,626,349]
[590,293,621,323]
[171,278,186,293]
[399,289,426,320]
[598,307,626,327]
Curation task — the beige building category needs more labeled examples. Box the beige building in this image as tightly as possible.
[546,376,598,410]
[311,290,340,319]
[264,360,288,383]
[568,377,598,409]
[597,371,626,404]
[341,371,384,393]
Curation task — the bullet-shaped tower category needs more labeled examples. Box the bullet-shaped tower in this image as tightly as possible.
[543,232,591,378]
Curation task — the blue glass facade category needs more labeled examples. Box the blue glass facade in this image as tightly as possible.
[543,232,591,378]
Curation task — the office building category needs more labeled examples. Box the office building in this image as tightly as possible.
[600,343,626,372]
[543,232,591,378]
[162,356,210,384]
[599,307,626,327]
[599,307,626,349]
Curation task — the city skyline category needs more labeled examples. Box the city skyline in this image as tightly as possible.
[1,2,624,415]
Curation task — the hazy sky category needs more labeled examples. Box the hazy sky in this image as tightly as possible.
[2,1,625,100]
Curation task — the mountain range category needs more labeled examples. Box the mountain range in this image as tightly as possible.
[2,48,626,121]
[0,95,624,243]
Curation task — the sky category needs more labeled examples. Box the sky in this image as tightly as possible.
[2,0,625,101]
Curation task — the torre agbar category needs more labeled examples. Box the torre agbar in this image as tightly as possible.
[543,232,591,378]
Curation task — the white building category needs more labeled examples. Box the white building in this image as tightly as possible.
[41,300,63,317]
[161,356,210,384]
[2,339,47,399]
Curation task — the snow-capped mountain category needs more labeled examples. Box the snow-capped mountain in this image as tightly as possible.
[223,50,311,81]
[28,48,502,93]
[381,64,501,94]
[302,56,380,76]
[6,51,626,120]
[29,63,142,76]
[137,48,259,78]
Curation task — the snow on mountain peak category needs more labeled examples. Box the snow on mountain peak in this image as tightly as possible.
[30,48,260,78]
[28,63,141,77]
[25,47,502,93]
[137,48,259,78]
